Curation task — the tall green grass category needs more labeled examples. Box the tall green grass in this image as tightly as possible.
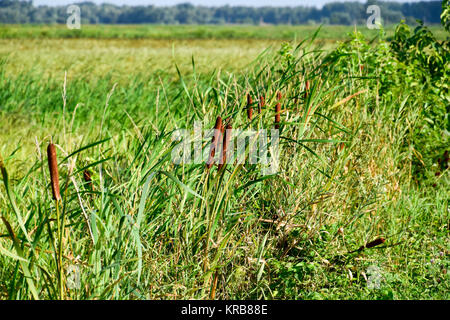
[0,24,447,40]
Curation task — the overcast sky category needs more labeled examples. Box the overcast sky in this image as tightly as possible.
[32,0,439,8]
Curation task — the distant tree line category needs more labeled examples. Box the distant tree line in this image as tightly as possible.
[0,0,443,25]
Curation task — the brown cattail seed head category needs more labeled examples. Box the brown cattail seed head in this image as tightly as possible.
[246,93,253,120]
[305,80,310,98]
[218,123,232,171]
[275,104,281,129]
[47,143,61,201]
[83,170,93,189]
[365,237,386,249]
[259,96,265,113]
[206,117,223,169]
[221,122,225,134]
[275,92,281,130]
[277,91,282,100]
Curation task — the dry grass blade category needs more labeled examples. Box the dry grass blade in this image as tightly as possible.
[70,176,95,244]
[332,89,368,109]
[210,270,219,300]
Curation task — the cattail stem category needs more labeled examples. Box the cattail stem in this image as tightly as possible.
[206,117,223,169]
[246,93,253,121]
[56,203,65,299]
[47,143,65,299]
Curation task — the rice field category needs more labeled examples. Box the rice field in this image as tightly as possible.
[0,24,448,300]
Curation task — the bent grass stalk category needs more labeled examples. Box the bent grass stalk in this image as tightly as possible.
[210,270,219,300]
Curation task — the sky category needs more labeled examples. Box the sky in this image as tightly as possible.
[32,0,439,8]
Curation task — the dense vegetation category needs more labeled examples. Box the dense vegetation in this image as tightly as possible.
[0,2,448,300]
[0,0,444,25]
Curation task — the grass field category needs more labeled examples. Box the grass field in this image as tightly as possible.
[1,24,448,40]
[0,38,284,82]
[0,24,448,300]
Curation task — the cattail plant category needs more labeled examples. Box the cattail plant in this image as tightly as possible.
[304,80,310,99]
[47,143,61,201]
[218,122,232,171]
[83,170,93,190]
[246,93,253,120]
[275,91,282,129]
[47,142,65,299]
[206,116,223,169]
[259,96,265,114]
